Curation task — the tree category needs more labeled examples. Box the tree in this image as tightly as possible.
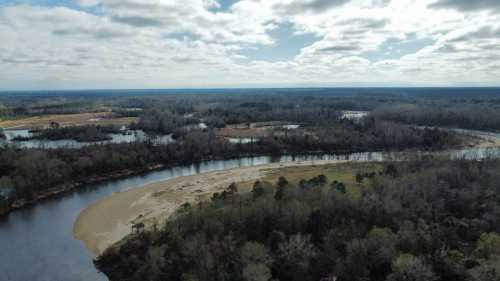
[384,164,399,178]
[474,233,500,260]
[241,242,273,281]
[277,176,289,188]
[386,254,437,281]
[355,172,363,184]
[468,257,500,281]
[331,181,346,194]
[274,177,289,201]
[252,181,265,199]
[315,175,327,186]
[468,233,500,281]
[243,263,272,281]
[276,234,317,281]
[227,182,238,193]
[267,230,286,252]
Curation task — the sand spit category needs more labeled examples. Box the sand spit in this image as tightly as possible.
[73,159,348,255]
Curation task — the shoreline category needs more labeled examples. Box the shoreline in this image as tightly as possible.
[0,148,387,217]
[0,151,324,217]
[74,159,352,256]
[0,164,166,217]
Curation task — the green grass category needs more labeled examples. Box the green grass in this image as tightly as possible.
[238,162,382,200]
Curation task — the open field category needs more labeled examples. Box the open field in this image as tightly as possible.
[215,122,302,138]
[237,162,381,198]
[0,112,138,130]
[216,126,271,138]
[74,160,380,255]
[473,133,500,148]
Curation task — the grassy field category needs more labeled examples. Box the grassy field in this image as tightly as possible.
[216,127,270,138]
[237,162,383,199]
[0,112,138,129]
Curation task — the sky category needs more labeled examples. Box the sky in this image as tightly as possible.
[1,0,500,90]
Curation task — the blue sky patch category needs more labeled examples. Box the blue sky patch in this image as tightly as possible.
[239,22,320,62]
[364,35,435,62]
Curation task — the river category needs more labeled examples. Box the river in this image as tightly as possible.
[1,146,500,281]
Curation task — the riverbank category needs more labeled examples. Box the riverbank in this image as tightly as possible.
[74,159,354,255]
[0,164,166,217]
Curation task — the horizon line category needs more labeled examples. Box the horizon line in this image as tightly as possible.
[2,85,500,93]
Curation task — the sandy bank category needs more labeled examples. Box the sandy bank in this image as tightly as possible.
[73,159,348,255]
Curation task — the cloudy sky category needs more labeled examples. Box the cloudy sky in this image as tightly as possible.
[1,0,500,90]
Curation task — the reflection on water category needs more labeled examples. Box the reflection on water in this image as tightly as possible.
[226,137,259,144]
[0,129,175,149]
[0,142,500,280]
[341,111,369,120]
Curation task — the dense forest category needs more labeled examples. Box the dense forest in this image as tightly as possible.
[96,159,500,281]
[373,103,500,132]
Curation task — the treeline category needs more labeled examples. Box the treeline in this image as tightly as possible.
[130,109,199,135]
[120,91,500,133]
[19,125,121,142]
[373,104,500,132]
[201,101,343,128]
[96,159,500,281]
[276,118,460,152]
[0,99,106,119]
[4,90,500,133]
[125,95,350,133]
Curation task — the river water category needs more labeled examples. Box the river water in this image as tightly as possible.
[1,147,500,281]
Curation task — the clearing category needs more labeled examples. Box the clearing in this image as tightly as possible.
[0,112,138,130]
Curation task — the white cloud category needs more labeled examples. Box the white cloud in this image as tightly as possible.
[0,0,499,89]
[76,0,101,6]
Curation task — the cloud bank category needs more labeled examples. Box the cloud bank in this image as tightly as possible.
[0,0,499,89]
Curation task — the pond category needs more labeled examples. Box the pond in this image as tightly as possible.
[0,129,175,149]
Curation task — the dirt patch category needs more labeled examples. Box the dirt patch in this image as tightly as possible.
[216,127,270,138]
[462,132,500,148]
[0,112,138,130]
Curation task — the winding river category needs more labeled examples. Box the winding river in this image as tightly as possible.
[1,145,500,281]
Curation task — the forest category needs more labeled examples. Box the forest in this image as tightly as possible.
[373,103,500,132]
[17,125,122,142]
[96,159,500,281]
